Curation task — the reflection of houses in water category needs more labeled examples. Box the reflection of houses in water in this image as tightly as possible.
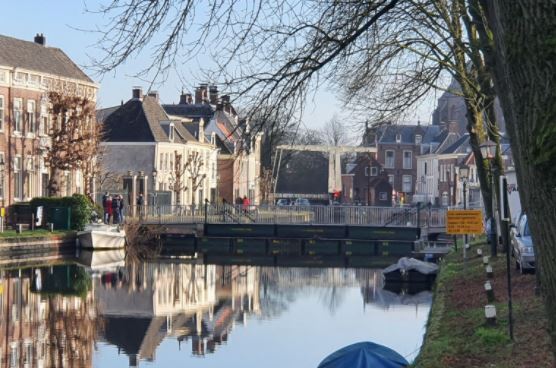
[0,266,96,368]
[98,263,260,366]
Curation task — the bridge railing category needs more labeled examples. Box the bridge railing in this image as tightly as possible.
[129,204,447,227]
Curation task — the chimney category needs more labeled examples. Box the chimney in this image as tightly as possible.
[34,33,46,46]
[221,95,231,113]
[209,85,218,105]
[132,87,143,100]
[199,118,205,143]
[179,92,193,104]
[147,91,159,102]
[195,84,209,104]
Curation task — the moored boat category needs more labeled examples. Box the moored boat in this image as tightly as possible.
[383,257,438,284]
[77,224,126,249]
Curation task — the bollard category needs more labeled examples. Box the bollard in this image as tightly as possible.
[482,256,490,265]
[486,265,494,279]
[477,248,483,257]
[484,281,495,302]
[485,304,497,325]
[48,223,54,232]
[16,224,23,234]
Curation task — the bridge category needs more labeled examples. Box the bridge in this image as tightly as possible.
[129,204,448,265]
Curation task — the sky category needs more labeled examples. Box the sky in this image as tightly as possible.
[1,0,439,131]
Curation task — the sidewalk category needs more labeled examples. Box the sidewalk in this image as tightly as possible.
[413,239,554,367]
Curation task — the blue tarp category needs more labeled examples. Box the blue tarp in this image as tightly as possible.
[317,342,409,368]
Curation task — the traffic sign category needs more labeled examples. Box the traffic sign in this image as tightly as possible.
[446,210,484,234]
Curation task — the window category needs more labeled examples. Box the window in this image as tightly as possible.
[388,174,394,186]
[27,100,36,133]
[371,166,378,176]
[424,162,428,175]
[415,134,422,144]
[40,104,48,135]
[403,151,412,169]
[0,96,4,131]
[395,133,401,143]
[29,74,40,86]
[13,98,22,132]
[14,157,22,200]
[385,150,395,168]
[364,166,369,176]
[402,175,412,193]
[379,192,387,201]
[0,70,6,83]
[15,72,27,83]
[160,154,163,172]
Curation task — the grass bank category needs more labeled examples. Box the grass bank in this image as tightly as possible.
[413,239,554,367]
[0,229,75,239]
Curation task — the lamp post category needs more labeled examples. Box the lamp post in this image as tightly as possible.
[480,139,497,257]
[459,164,469,260]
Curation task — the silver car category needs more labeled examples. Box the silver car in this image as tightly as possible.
[511,214,535,273]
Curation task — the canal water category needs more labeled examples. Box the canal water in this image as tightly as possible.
[0,250,431,367]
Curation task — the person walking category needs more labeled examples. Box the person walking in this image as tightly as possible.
[112,195,121,224]
[119,195,125,223]
[102,192,110,224]
[242,195,250,214]
[137,194,144,219]
[104,195,113,224]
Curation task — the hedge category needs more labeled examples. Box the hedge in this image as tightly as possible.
[30,194,94,231]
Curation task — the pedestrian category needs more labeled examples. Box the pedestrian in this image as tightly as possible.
[102,192,110,224]
[112,195,121,224]
[104,195,113,224]
[242,195,250,214]
[137,194,144,219]
[119,195,125,223]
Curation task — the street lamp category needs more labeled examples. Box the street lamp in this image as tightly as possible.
[480,140,497,257]
[152,169,158,190]
[459,164,469,260]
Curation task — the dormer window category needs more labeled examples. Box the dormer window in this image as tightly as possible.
[415,134,422,144]
[396,133,401,143]
[169,124,175,142]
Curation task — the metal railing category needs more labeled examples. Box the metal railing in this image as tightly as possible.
[128,203,447,228]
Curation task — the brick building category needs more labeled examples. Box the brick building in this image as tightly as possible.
[0,33,97,206]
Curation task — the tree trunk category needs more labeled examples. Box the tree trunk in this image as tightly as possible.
[488,0,556,355]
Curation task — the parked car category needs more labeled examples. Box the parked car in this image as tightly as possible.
[276,199,291,206]
[294,198,311,206]
[511,213,535,273]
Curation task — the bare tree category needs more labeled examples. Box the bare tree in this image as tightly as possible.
[321,114,351,147]
[46,91,102,197]
[170,151,189,205]
[185,151,206,205]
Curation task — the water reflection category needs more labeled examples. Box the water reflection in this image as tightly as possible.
[0,253,432,367]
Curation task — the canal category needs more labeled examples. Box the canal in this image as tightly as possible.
[0,250,432,367]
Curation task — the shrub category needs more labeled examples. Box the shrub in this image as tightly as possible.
[30,194,94,231]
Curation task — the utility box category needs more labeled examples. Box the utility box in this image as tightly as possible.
[48,207,71,230]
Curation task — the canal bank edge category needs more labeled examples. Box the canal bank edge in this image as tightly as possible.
[0,230,77,253]
[412,239,554,367]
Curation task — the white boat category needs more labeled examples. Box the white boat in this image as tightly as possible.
[76,248,126,271]
[77,224,126,249]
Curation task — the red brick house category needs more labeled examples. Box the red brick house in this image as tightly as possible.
[0,34,97,206]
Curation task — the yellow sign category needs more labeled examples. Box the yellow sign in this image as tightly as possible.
[446,210,484,234]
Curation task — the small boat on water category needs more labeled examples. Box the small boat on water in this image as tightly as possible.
[383,257,438,283]
[76,248,126,271]
[317,341,408,368]
[77,224,126,249]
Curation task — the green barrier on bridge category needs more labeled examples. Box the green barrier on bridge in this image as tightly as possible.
[275,225,347,239]
[204,224,276,237]
[347,226,420,241]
